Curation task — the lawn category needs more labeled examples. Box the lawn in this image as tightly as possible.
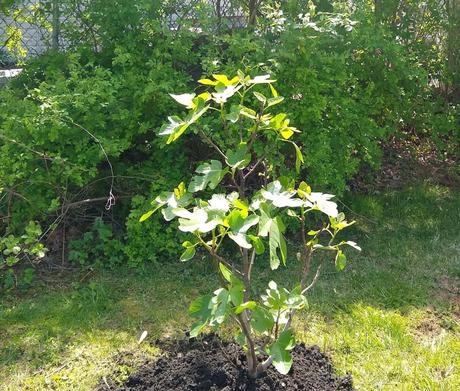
[1,184,459,390]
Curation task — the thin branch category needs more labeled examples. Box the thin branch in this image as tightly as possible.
[199,130,227,160]
[67,120,115,211]
[247,249,256,283]
[244,155,265,179]
[63,195,130,209]
[301,263,323,295]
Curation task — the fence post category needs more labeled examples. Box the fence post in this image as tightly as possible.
[51,0,60,50]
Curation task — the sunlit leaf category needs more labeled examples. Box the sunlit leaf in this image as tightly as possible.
[335,250,347,271]
[267,96,284,108]
[229,232,252,249]
[345,241,361,251]
[307,192,338,217]
[180,246,196,261]
[219,262,232,282]
[169,93,196,109]
[248,75,276,84]
[234,301,257,314]
[267,329,295,375]
[198,78,217,85]
[253,91,267,104]
[139,210,154,222]
[261,181,303,208]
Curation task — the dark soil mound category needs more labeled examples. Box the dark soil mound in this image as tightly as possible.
[104,334,353,391]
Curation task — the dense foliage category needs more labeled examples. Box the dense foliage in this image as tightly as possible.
[0,0,458,287]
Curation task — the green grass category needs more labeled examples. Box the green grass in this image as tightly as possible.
[1,184,459,390]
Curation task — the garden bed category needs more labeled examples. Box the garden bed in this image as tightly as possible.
[101,334,353,391]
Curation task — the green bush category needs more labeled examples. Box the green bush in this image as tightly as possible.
[123,148,190,266]
[195,13,455,192]
[1,3,456,274]
[0,221,47,290]
[69,218,124,268]
[0,27,193,225]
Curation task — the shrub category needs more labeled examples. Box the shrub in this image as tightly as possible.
[0,221,47,290]
[141,73,360,376]
[68,218,124,268]
[0,28,193,239]
[196,12,455,192]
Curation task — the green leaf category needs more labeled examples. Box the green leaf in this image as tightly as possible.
[248,235,265,255]
[170,93,196,109]
[267,96,284,108]
[270,113,287,130]
[189,294,213,337]
[269,84,279,98]
[180,246,196,262]
[251,307,274,333]
[297,181,311,198]
[228,232,252,249]
[234,301,257,314]
[293,143,304,173]
[286,292,308,309]
[188,103,209,124]
[227,210,259,249]
[239,106,257,119]
[225,105,240,123]
[268,216,287,270]
[226,143,251,169]
[229,281,244,306]
[227,211,259,233]
[235,332,246,347]
[281,140,304,173]
[267,330,295,375]
[211,288,230,324]
[188,160,225,193]
[219,262,232,282]
[158,116,189,144]
[158,103,209,144]
[335,250,347,271]
[253,91,267,104]
[139,210,154,222]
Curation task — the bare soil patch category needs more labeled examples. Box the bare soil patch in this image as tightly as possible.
[98,334,353,391]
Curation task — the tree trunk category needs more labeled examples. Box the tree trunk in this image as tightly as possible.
[447,0,460,102]
[248,0,259,26]
[51,0,60,50]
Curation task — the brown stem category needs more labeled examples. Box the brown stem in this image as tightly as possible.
[236,313,258,377]
[244,155,265,180]
[247,249,256,283]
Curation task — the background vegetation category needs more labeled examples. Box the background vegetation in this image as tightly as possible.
[0,1,459,389]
